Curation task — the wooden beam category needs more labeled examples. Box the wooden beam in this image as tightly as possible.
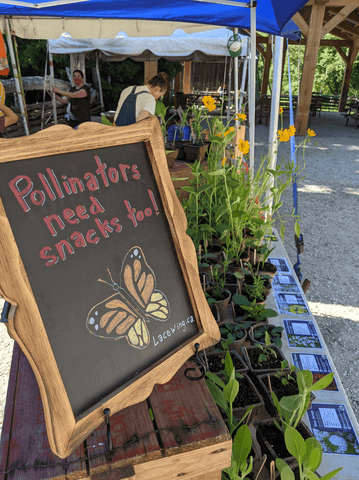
[144,61,158,84]
[326,16,359,37]
[289,38,351,46]
[296,4,326,135]
[293,12,309,37]
[339,41,359,111]
[322,4,359,35]
[328,7,359,26]
[182,61,192,94]
[334,46,349,63]
[260,37,272,97]
[256,42,266,58]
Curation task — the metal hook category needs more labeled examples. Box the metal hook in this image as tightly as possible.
[104,408,113,461]
[184,343,207,381]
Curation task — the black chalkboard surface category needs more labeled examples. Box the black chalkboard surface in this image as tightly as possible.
[0,119,220,458]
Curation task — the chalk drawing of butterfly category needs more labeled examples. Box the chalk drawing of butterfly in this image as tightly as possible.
[86,246,170,349]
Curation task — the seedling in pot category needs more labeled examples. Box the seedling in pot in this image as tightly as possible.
[253,324,284,349]
[274,360,297,386]
[276,426,342,480]
[232,293,278,323]
[271,370,334,432]
[220,323,247,346]
[257,331,278,363]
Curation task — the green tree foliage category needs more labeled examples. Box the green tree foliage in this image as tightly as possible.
[5,38,183,109]
[258,34,359,99]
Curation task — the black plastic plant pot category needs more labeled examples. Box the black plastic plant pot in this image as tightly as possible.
[249,323,284,349]
[256,372,316,417]
[232,374,265,421]
[206,350,249,375]
[255,418,314,470]
[241,345,289,381]
[207,287,231,323]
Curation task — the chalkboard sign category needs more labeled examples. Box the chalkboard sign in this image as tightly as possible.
[0,118,220,458]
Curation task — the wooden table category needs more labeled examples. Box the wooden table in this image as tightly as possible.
[0,343,231,480]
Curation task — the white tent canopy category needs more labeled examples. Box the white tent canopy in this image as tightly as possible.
[48,28,248,62]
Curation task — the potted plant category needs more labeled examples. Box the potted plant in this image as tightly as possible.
[249,323,284,349]
[219,322,248,353]
[255,370,335,469]
[232,293,278,325]
[155,100,178,167]
[275,426,342,479]
[205,349,248,375]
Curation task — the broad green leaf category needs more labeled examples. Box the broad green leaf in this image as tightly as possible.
[205,371,226,389]
[232,294,250,306]
[223,378,239,403]
[303,469,320,480]
[275,458,295,480]
[224,350,234,378]
[208,168,227,176]
[279,394,303,413]
[303,437,322,470]
[205,380,228,413]
[294,219,301,238]
[233,424,252,468]
[263,308,278,317]
[181,186,196,194]
[284,425,306,461]
[310,372,334,391]
[297,370,313,393]
[320,467,343,480]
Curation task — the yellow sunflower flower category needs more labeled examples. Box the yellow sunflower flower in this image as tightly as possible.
[238,140,250,155]
[288,125,296,137]
[202,95,216,112]
[223,126,235,137]
[278,128,290,142]
[215,132,223,137]
[236,113,247,122]
[279,107,283,114]
[307,128,316,137]
[222,157,227,166]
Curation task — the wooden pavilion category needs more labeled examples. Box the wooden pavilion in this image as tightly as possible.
[256,0,359,135]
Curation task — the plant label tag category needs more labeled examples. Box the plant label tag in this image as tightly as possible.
[274,293,310,315]
[268,257,291,273]
[273,274,300,293]
[291,353,338,391]
[307,404,359,456]
[283,319,322,349]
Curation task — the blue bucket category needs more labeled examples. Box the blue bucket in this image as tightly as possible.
[167,125,191,142]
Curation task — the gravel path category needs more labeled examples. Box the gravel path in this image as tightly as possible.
[1,111,358,438]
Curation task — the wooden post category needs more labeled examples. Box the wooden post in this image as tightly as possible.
[339,42,359,112]
[183,61,192,94]
[144,61,158,84]
[260,36,272,97]
[295,4,325,136]
[174,69,182,108]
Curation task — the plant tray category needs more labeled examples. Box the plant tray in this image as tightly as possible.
[241,345,289,381]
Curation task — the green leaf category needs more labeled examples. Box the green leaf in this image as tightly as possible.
[275,458,295,480]
[205,371,226,389]
[233,425,252,469]
[223,378,239,403]
[232,294,250,306]
[294,219,301,238]
[101,114,115,126]
[297,370,313,393]
[303,437,322,470]
[205,380,228,413]
[320,467,343,480]
[284,425,306,461]
[310,372,334,391]
[263,308,278,318]
[303,469,320,480]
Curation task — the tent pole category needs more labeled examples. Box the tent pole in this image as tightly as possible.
[226,57,232,123]
[49,50,58,125]
[96,51,105,111]
[234,28,239,118]
[239,56,247,112]
[5,18,30,136]
[266,35,284,211]
[249,0,256,173]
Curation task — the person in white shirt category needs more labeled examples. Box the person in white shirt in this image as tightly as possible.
[114,72,167,127]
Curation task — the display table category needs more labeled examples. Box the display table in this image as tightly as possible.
[0,343,231,480]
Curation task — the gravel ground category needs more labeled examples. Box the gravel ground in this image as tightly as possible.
[1,111,358,437]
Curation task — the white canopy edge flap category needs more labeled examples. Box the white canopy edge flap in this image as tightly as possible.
[0,17,224,39]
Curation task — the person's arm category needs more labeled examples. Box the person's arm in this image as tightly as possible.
[0,102,18,127]
[136,110,152,122]
[52,86,87,99]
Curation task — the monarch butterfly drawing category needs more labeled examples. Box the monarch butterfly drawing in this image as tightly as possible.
[86,246,170,349]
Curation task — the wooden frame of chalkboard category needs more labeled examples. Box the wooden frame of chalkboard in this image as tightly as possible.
[0,118,220,458]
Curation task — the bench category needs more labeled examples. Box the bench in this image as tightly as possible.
[0,343,231,480]
[342,112,359,127]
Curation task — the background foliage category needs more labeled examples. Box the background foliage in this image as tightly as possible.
[5,38,182,109]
